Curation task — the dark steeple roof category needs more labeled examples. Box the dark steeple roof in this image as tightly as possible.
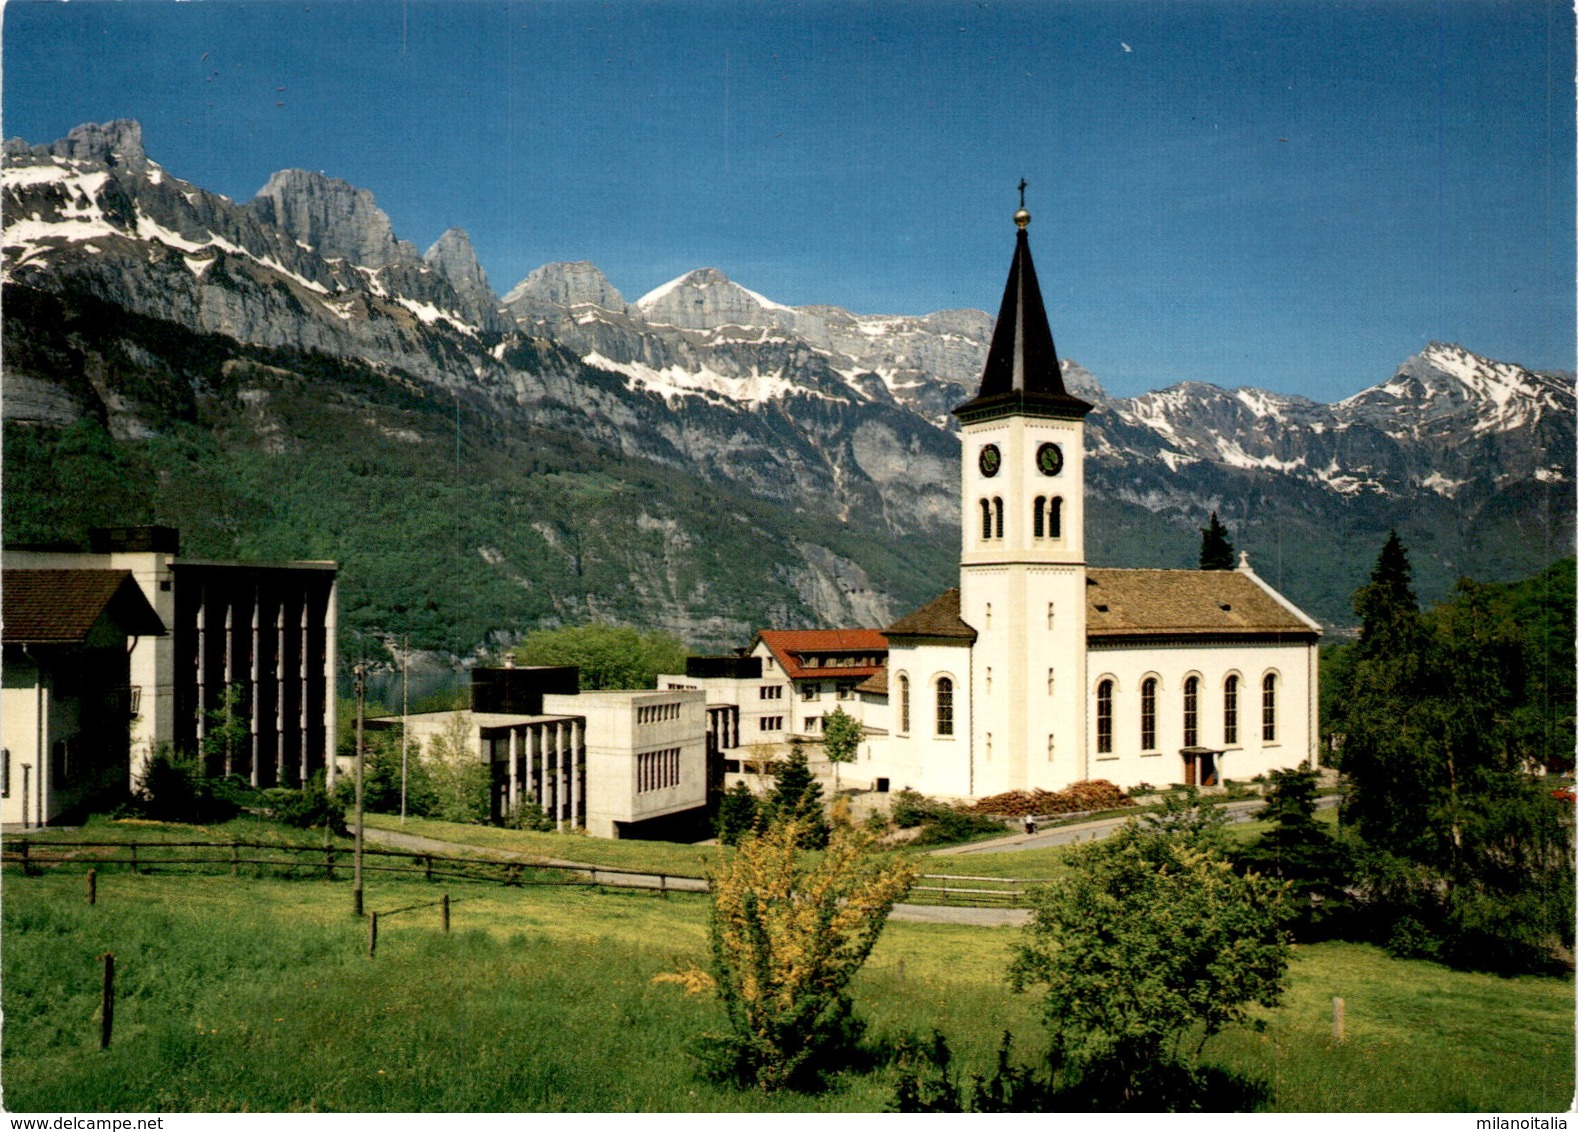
[953,207,1093,424]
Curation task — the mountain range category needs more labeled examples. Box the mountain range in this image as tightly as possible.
[3,120,1572,660]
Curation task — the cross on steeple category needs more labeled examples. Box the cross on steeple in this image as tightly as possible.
[1018,178,1027,209]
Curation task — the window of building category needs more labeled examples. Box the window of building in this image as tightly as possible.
[1096,679,1113,754]
[1262,673,1277,742]
[1034,495,1046,538]
[985,602,992,628]
[1047,668,1055,695]
[985,733,993,760]
[1224,675,1239,745]
[1047,603,1054,630]
[993,497,1004,539]
[1183,676,1200,748]
[1141,677,1157,750]
[1050,497,1063,539]
[836,681,857,700]
[985,666,992,694]
[898,674,910,734]
[801,684,819,701]
[936,677,954,736]
[637,747,681,793]
[759,685,782,700]
[759,716,782,732]
[980,498,992,540]
[805,716,821,732]
[1047,734,1055,762]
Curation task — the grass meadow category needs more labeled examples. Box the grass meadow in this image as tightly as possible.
[2,846,1572,1113]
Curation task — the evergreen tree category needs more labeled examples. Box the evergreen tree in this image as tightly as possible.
[1337,534,1574,971]
[715,781,760,846]
[1197,511,1236,570]
[1233,764,1351,940]
[764,744,828,847]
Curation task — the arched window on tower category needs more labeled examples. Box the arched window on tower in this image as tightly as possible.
[1183,675,1200,748]
[1033,495,1046,538]
[1223,675,1239,745]
[980,499,992,541]
[936,677,954,736]
[1140,677,1157,750]
[1050,497,1063,539]
[993,497,1004,539]
[1262,673,1277,742]
[898,674,910,735]
[1096,679,1114,754]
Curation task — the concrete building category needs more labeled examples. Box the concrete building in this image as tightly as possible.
[4,527,339,795]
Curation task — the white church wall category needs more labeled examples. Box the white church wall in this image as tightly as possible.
[1086,639,1319,790]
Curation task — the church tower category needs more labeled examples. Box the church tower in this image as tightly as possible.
[953,200,1093,795]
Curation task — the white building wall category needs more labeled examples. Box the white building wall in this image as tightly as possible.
[1086,639,1320,789]
[879,641,974,799]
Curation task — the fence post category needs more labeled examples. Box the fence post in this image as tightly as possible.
[100,953,115,1050]
[441,893,450,933]
[18,840,30,877]
[231,841,239,878]
[86,868,97,905]
[129,843,138,875]
[324,846,335,882]
[368,911,378,957]
[424,854,432,882]
[1333,996,1345,1043]
[659,874,668,900]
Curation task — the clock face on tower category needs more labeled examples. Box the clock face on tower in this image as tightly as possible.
[979,444,1002,477]
[1036,442,1064,477]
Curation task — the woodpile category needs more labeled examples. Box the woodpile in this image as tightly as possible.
[968,779,1133,818]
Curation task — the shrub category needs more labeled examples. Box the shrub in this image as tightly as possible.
[1007,818,1288,1107]
[698,818,915,1092]
[502,796,555,832]
[133,743,238,824]
[273,771,347,835]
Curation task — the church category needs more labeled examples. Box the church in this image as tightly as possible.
[866,203,1323,799]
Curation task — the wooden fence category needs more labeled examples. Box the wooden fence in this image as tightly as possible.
[3,839,1036,907]
[0,838,703,896]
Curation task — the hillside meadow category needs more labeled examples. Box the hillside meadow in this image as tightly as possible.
[2,847,1571,1112]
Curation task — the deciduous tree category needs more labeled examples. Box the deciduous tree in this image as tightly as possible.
[512,624,688,690]
[820,706,862,793]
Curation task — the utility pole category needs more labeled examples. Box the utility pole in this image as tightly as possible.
[401,634,410,824]
[353,662,366,917]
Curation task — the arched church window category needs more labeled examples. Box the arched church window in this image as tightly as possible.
[1262,673,1277,742]
[1223,675,1239,745]
[993,497,1004,539]
[898,674,910,735]
[980,499,992,540]
[1050,497,1063,539]
[1183,675,1200,748]
[936,677,954,736]
[1140,678,1157,750]
[1033,495,1046,538]
[1096,679,1113,754]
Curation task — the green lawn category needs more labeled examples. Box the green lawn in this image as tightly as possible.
[3,863,1570,1112]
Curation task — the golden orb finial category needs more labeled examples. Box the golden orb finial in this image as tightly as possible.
[1014,208,1031,229]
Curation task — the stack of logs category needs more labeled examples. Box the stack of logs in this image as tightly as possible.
[968,779,1133,819]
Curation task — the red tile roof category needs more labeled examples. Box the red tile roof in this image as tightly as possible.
[1086,569,1319,638]
[754,629,888,682]
[2,569,166,644]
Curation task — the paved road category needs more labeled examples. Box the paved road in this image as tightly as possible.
[932,792,1340,856]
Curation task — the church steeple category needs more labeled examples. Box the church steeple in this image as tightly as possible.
[954,197,1092,424]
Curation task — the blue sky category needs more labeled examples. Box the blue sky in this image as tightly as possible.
[4,0,1572,401]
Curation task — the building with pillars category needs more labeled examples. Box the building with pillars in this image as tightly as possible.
[374,664,711,839]
[876,206,1321,799]
[3,527,338,804]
